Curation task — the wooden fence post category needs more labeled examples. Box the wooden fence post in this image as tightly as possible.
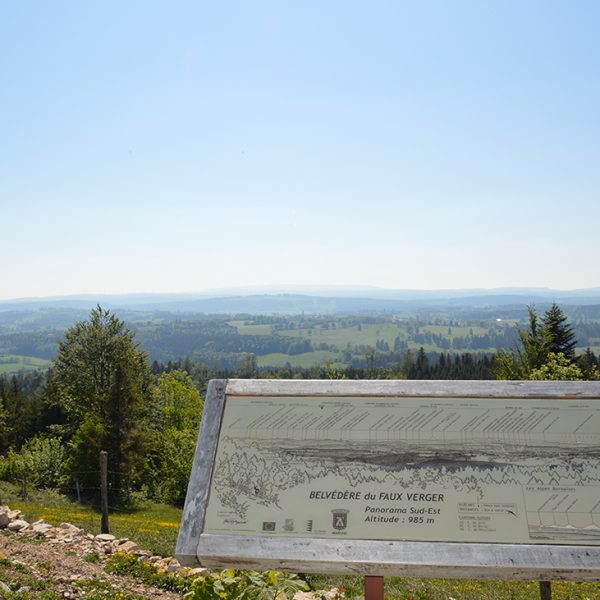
[22,471,29,500]
[540,581,552,600]
[99,451,109,534]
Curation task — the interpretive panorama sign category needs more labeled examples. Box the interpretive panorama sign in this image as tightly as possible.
[176,379,600,580]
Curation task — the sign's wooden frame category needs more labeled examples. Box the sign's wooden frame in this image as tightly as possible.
[176,379,600,581]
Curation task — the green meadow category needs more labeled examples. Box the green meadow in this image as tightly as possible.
[0,355,51,374]
[257,350,343,368]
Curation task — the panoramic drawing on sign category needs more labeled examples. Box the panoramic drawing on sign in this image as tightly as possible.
[203,396,600,545]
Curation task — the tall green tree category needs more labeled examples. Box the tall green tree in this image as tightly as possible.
[148,370,203,505]
[47,306,153,499]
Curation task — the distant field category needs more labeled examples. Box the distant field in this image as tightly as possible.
[421,325,488,336]
[257,350,343,368]
[228,320,273,335]
[279,322,409,348]
[0,354,51,374]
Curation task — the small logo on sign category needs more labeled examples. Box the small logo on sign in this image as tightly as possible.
[262,521,276,532]
[306,520,313,532]
[284,519,295,532]
[332,509,349,530]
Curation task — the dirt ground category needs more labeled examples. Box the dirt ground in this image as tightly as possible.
[0,532,181,599]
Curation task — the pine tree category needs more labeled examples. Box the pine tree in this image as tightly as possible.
[540,303,577,361]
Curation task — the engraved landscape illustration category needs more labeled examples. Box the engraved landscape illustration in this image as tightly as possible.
[203,395,600,544]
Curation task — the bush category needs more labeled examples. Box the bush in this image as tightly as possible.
[0,435,67,487]
[0,448,24,482]
[184,569,310,600]
[105,554,310,599]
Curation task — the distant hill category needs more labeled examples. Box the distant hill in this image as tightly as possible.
[2,287,600,315]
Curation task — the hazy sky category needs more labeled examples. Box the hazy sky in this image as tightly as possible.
[2,1,599,299]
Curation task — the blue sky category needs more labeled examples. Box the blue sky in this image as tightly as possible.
[2,1,599,299]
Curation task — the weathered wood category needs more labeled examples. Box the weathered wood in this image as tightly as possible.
[540,581,552,600]
[99,451,109,534]
[225,378,600,398]
[176,379,227,566]
[196,534,600,580]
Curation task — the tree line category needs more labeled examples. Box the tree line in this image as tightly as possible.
[4,306,600,367]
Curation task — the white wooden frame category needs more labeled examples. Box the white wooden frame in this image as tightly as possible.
[176,379,600,580]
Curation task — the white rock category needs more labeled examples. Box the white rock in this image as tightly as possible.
[32,521,54,534]
[95,533,116,542]
[118,540,139,553]
[8,519,30,531]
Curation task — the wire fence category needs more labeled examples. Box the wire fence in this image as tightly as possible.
[16,465,135,508]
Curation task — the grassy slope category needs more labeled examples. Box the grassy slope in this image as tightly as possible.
[0,355,51,374]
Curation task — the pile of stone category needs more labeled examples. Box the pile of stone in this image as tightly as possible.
[0,504,204,577]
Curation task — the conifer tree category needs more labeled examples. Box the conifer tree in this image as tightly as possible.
[540,303,577,361]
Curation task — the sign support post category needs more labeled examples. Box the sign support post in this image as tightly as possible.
[364,576,384,600]
[540,581,552,600]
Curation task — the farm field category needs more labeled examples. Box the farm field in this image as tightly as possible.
[228,320,274,335]
[277,322,409,347]
[257,350,343,368]
[0,354,51,374]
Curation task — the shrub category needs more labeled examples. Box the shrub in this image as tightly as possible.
[20,435,67,488]
[0,448,24,482]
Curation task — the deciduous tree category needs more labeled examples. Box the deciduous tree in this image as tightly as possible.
[47,306,153,499]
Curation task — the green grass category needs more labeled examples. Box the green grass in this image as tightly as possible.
[257,350,344,368]
[0,482,180,556]
[0,354,51,374]
[307,574,600,599]
[279,322,409,348]
[228,320,273,335]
